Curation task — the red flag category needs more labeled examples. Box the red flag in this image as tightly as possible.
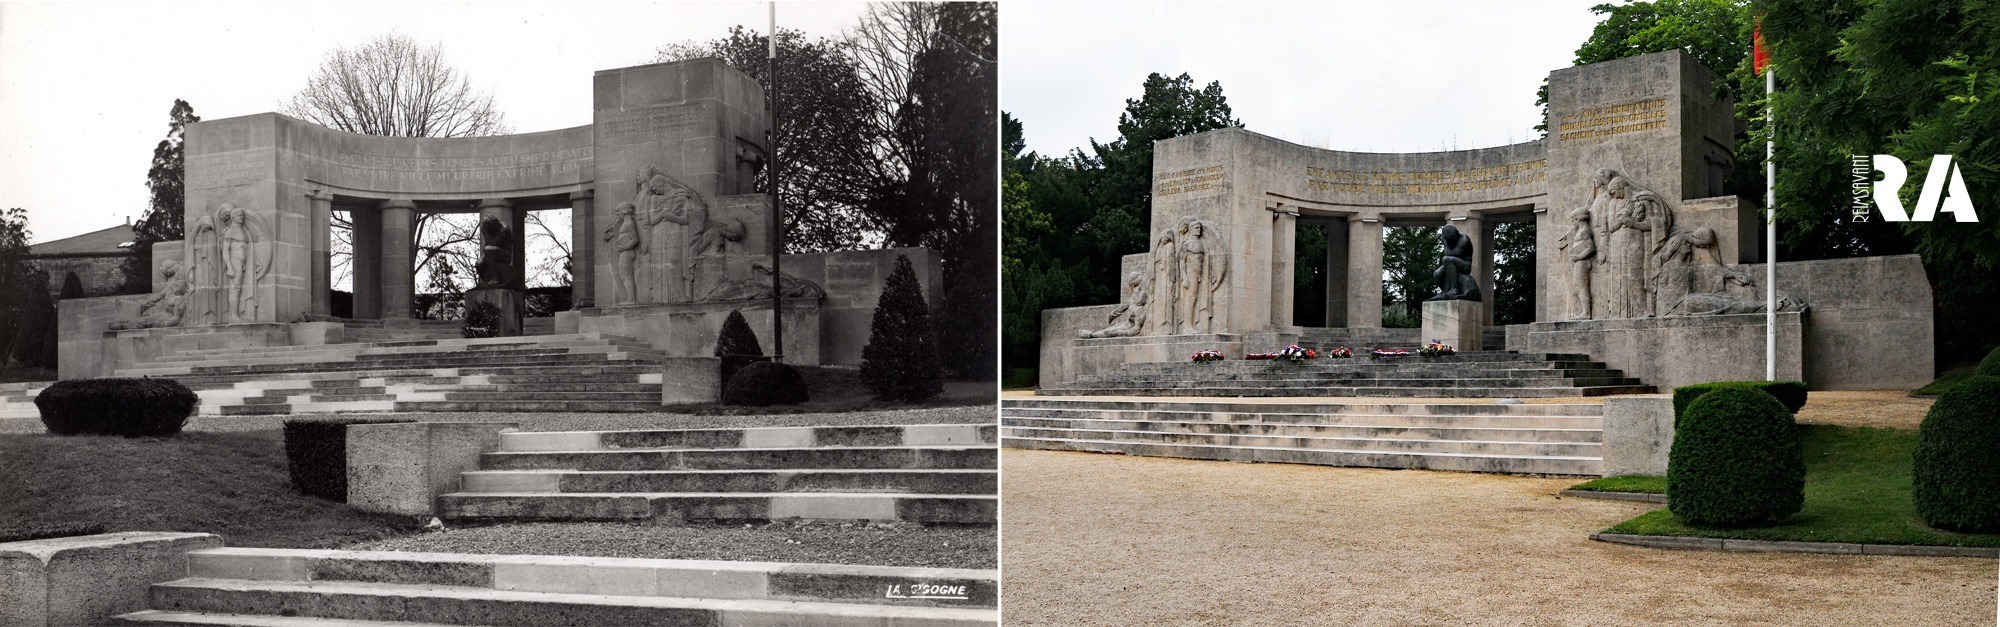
[1753,19,1770,75]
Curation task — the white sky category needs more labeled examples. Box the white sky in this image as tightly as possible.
[1003,0,1607,158]
[0,0,873,244]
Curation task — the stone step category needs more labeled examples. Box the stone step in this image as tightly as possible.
[1002,409,1602,430]
[480,446,998,472]
[1002,415,1602,442]
[1080,365,1622,380]
[1002,399,1604,415]
[1061,376,1644,389]
[461,469,999,495]
[499,424,999,452]
[132,577,995,625]
[121,353,660,378]
[438,492,997,524]
[165,547,996,609]
[1002,425,1601,457]
[111,610,465,626]
[161,333,637,357]
[1003,435,1603,475]
[392,400,661,413]
[1042,385,1652,398]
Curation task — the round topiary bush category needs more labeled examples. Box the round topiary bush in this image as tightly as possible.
[722,361,808,407]
[1667,386,1805,526]
[35,377,198,437]
[1974,347,2000,377]
[1912,375,2000,532]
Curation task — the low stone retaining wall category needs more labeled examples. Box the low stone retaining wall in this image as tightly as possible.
[0,531,222,626]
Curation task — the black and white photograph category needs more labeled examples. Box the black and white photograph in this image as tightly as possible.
[0,2,997,625]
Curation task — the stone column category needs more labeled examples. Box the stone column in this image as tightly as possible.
[1323,219,1349,327]
[1269,206,1298,329]
[477,198,516,289]
[569,190,595,308]
[352,208,382,319]
[306,190,333,317]
[1452,212,1490,327]
[379,199,416,320]
[1345,212,1383,329]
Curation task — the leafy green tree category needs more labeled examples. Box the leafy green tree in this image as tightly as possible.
[120,99,200,294]
[1291,225,1329,325]
[1381,226,1442,326]
[1758,0,2000,366]
[657,27,883,254]
[1083,73,1243,275]
[1491,221,1537,325]
[0,208,55,370]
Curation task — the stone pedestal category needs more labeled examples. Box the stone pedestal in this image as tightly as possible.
[347,422,517,517]
[464,288,523,337]
[1421,300,1483,352]
[661,357,723,404]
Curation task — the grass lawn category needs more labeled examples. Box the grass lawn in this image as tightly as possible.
[1912,367,1973,396]
[1604,424,2000,547]
[1568,475,1666,494]
[0,430,418,547]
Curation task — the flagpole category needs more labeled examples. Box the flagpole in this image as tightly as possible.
[1765,66,1776,381]
[768,2,784,363]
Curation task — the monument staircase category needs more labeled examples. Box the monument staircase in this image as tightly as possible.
[105,333,673,415]
[333,319,466,344]
[1040,350,1653,398]
[109,547,997,626]
[1002,397,1605,475]
[437,423,998,525]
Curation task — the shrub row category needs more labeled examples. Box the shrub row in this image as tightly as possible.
[35,378,198,437]
[1672,380,1807,420]
[1667,387,1806,526]
[282,417,417,502]
[1913,375,2000,532]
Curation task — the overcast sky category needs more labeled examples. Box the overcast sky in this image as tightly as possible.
[1004,0,1607,158]
[0,0,872,244]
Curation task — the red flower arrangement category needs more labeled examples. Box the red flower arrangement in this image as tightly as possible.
[1192,349,1225,363]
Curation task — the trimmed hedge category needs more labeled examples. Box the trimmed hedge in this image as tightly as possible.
[860,255,942,402]
[722,361,809,407]
[35,378,198,437]
[1975,347,2000,377]
[1672,380,1808,420]
[1912,375,2000,532]
[0,522,108,544]
[1667,387,1806,526]
[282,417,417,502]
[715,309,766,388]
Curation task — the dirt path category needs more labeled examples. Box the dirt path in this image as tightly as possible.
[1001,449,1997,625]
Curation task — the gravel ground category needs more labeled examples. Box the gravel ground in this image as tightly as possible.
[342,520,995,569]
[1795,390,1933,429]
[1001,449,1998,625]
[0,404,994,435]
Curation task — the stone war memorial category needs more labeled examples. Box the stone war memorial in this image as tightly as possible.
[3,56,998,627]
[1008,50,1935,477]
[52,58,942,400]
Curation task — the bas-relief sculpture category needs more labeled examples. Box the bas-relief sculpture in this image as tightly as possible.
[602,165,819,307]
[1080,271,1148,339]
[1136,216,1228,336]
[110,260,188,330]
[1429,225,1481,302]
[475,215,513,289]
[1561,168,1804,320]
[182,203,273,326]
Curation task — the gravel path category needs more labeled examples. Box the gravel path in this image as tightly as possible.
[342,520,995,569]
[0,404,994,435]
[1795,390,1932,429]
[1001,449,1998,625]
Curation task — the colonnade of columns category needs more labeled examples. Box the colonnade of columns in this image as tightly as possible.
[1277,211,1506,330]
[305,193,594,320]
